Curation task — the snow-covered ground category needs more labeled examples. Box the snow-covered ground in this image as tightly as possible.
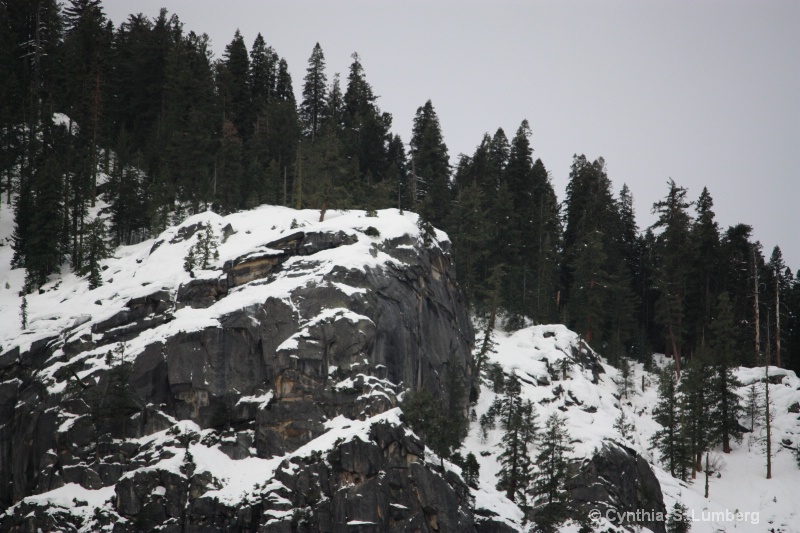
[1,198,798,532]
[466,323,800,532]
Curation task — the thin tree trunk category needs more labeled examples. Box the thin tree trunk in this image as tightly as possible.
[753,249,761,365]
[776,270,781,368]
[765,363,772,479]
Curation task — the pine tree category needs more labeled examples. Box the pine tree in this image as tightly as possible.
[250,33,277,110]
[184,224,219,272]
[687,187,720,351]
[20,294,28,330]
[530,412,574,533]
[650,364,690,478]
[410,100,450,228]
[474,264,503,379]
[448,181,489,305]
[402,387,453,461]
[616,357,634,399]
[300,43,327,142]
[569,230,608,345]
[708,292,744,453]
[744,381,761,432]
[82,217,110,289]
[462,452,480,488]
[666,501,691,533]
[495,374,537,504]
[341,52,391,193]
[678,353,714,476]
[219,29,252,139]
[652,179,693,376]
[614,408,635,440]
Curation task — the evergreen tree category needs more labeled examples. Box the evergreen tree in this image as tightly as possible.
[708,292,744,453]
[687,187,720,351]
[448,181,489,305]
[20,294,27,330]
[569,230,608,345]
[325,72,344,134]
[651,179,693,375]
[666,501,691,533]
[341,52,391,194]
[766,246,788,368]
[82,217,110,289]
[530,413,574,533]
[402,387,456,461]
[300,43,328,142]
[184,224,220,272]
[495,374,537,504]
[614,408,635,440]
[410,100,450,227]
[616,357,635,399]
[250,33,277,109]
[219,30,252,139]
[462,452,480,488]
[678,353,714,476]
[474,264,503,378]
[718,224,758,365]
[650,364,690,479]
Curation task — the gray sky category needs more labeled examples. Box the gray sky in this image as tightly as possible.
[104,0,800,270]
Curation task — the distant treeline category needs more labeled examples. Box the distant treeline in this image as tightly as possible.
[1,0,798,372]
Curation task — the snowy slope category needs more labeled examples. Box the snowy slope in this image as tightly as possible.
[2,198,799,532]
[466,323,800,532]
[0,204,442,367]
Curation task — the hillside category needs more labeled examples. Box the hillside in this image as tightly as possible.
[470,325,800,532]
[0,203,798,532]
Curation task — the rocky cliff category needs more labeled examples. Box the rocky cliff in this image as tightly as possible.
[0,206,675,532]
[0,207,476,531]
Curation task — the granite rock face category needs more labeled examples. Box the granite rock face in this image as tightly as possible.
[0,216,477,531]
[569,441,667,533]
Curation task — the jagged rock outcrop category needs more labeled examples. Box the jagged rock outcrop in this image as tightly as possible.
[0,210,477,531]
[569,441,667,533]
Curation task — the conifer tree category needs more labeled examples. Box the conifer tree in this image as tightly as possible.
[449,181,489,305]
[462,452,480,488]
[410,100,450,227]
[474,264,503,379]
[651,364,690,478]
[250,33,277,110]
[20,294,27,330]
[495,374,537,504]
[570,230,608,345]
[687,187,720,350]
[219,30,252,138]
[82,217,110,289]
[616,357,634,399]
[402,387,455,461]
[666,501,691,533]
[614,408,635,440]
[300,43,328,142]
[708,292,744,453]
[530,412,574,533]
[652,179,693,375]
[678,354,714,476]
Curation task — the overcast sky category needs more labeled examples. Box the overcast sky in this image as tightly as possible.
[104,0,800,270]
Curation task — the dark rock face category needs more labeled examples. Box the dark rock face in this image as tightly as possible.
[569,441,666,533]
[0,224,477,531]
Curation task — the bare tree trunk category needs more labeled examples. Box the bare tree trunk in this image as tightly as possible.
[753,249,761,365]
[776,270,781,368]
[765,363,772,479]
